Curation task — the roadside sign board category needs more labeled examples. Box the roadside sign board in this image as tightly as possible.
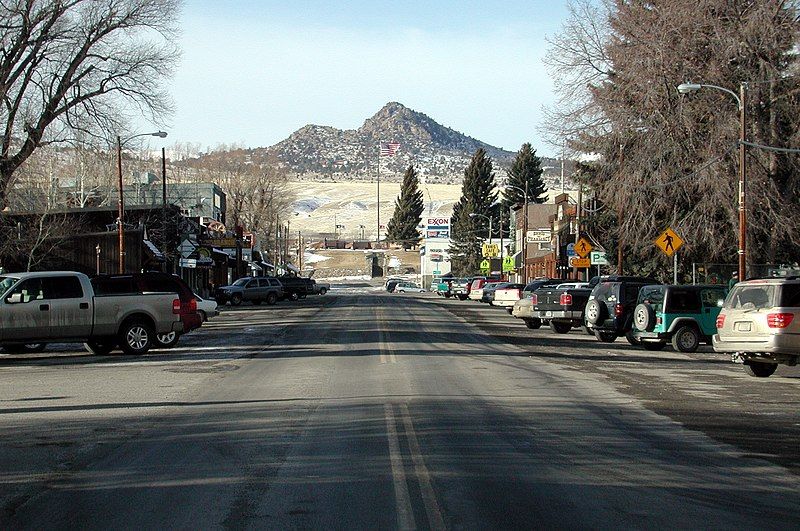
[566,243,576,257]
[526,229,551,244]
[433,270,441,275]
[502,255,514,272]
[575,237,593,258]
[426,217,450,239]
[479,259,490,271]
[482,243,500,258]
[569,257,591,268]
[590,251,609,266]
[655,227,684,257]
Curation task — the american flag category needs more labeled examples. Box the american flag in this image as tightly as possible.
[380,141,400,156]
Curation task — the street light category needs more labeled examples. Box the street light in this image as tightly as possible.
[116,131,168,273]
[500,182,529,283]
[677,81,746,279]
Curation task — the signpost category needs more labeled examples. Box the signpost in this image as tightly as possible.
[482,243,500,258]
[566,243,576,257]
[502,255,514,272]
[590,251,608,265]
[575,237,593,258]
[526,229,551,244]
[479,259,490,274]
[655,227,685,284]
[569,257,591,268]
[426,217,451,239]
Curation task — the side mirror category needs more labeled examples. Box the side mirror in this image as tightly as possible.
[6,293,22,304]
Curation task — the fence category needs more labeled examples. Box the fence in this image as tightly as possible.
[691,263,800,285]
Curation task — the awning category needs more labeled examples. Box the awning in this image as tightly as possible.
[143,240,165,261]
[259,261,274,270]
[285,263,300,273]
[250,262,263,272]
[512,250,523,268]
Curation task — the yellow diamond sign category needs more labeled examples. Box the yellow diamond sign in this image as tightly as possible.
[655,227,684,257]
[575,237,593,258]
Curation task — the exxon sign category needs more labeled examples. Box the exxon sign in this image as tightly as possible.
[426,217,450,239]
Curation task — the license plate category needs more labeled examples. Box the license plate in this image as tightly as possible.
[736,322,752,332]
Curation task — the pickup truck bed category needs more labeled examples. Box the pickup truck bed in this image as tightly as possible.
[532,286,592,333]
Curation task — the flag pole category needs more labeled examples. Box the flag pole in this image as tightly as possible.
[377,142,381,244]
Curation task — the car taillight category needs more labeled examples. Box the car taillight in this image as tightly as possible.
[560,293,572,306]
[767,313,794,329]
[172,298,181,314]
[530,294,538,304]
[715,314,725,329]
[188,298,197,312]
[614,304,624,317]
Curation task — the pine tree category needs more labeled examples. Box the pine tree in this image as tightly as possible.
[502,143,547,209]
[450,149,498,275]
[386,165,425,248]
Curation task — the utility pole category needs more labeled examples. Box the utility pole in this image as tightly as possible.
[161,147,168,273]
[617,143,624,275]
[738,82,747,280]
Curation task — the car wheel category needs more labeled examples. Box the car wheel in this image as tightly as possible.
[524,318,542,330]
[230,293,243,306]
[671,325,700,353]
[154,331,180,349]
[267,292,278,305]
[118,320,153,355]
[84,340,117,355]
[744,361,777,378]
[458,295,467,301]
[550,321,572,334]
[594,331,617,343]
[1,343,47,354]
[642,341,666,351]
[506,307,513,314]
[319,287,327,295]
[585,299,606,325]
[625,332,641,346]
[634,304,656,331]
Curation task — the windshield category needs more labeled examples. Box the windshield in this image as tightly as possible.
[232,278,250,287]
[0,276,19,295]
[725,284,776,310]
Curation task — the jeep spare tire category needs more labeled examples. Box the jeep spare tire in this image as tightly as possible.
[585,299,606,325]
[634,303,656,331]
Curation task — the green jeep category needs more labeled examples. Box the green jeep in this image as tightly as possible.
[632,284,728,352]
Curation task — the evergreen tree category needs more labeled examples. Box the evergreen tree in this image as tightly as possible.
[386,165,425,248]
[450,149,498,275]
[502,143,547,209]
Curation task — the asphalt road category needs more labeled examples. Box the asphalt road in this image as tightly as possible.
[1,287,799,529]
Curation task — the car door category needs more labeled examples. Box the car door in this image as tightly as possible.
[699,288,727,335]
[1,277,50,341]
[45,276,93,339]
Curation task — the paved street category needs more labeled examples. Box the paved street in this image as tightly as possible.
[2,287,799,529]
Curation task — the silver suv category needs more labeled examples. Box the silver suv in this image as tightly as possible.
[713,278,800,377]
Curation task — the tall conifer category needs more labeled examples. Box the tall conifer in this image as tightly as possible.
[450,149,498,275]
[386,165,425,248]
[502,143,547,209]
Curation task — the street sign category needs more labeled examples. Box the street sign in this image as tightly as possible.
[655,227,684,257]
[590,251,609,266]
[566,243,576,257]
[526,229,551,244]
[479,259,490,270]
[482,243,500,258]
[575,237,593,258]
[569,257,591,268]
[502,255,514,272]
[433,270,441,275]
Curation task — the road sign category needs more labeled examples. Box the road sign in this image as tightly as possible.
[479,259,490,271]
[590,251,609,266]
[502,255,514,272]
[655,227,684,257]
[566,243,576,257]
[526,229,551,244]
[575,237,593,258]
[569,257,591,268]
[482,243,500,258]
[433,270,441,275]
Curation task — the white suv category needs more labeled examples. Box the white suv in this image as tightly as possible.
[713,278,800,377]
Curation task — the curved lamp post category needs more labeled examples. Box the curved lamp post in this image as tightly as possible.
[116,131,168,273]
[499,183,529,283]
[677,82,746,280]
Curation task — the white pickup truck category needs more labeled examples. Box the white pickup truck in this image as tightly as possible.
[0,271,185,355]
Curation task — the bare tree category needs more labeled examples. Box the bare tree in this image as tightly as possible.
[0,0,181,209]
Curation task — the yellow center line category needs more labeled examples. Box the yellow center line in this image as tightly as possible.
[384,403,415,530]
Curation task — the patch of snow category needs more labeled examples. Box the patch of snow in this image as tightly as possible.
[304,251,331,264]
[292,197,332,215]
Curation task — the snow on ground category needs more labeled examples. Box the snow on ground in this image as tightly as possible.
[292,197,332,216]
[304,251,331,264]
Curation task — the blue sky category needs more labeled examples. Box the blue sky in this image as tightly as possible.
[165,1,570,156]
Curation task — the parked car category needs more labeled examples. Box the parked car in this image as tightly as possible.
[194,293,219,322]
[429,277,443,292]
[215,277,283,306]
[713,277,800,377]
[531,282,592,333]
[395,281,425,293]
[511,279,564,328]
[0,271,184,356]
[584,277,661,343]
[468,278,501,302]
[490,283,526,310]
[386,279,401,293]
[312,281,330,295]
[92,272,203,349]
[481,282,512,303]
[631,284,727,352]
[450,278,474,300]
[435,279,453,297]
[277,275,316,300]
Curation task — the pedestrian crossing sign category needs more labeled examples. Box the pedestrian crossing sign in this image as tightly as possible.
[575,237,593,258]
[655,227,684,257]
